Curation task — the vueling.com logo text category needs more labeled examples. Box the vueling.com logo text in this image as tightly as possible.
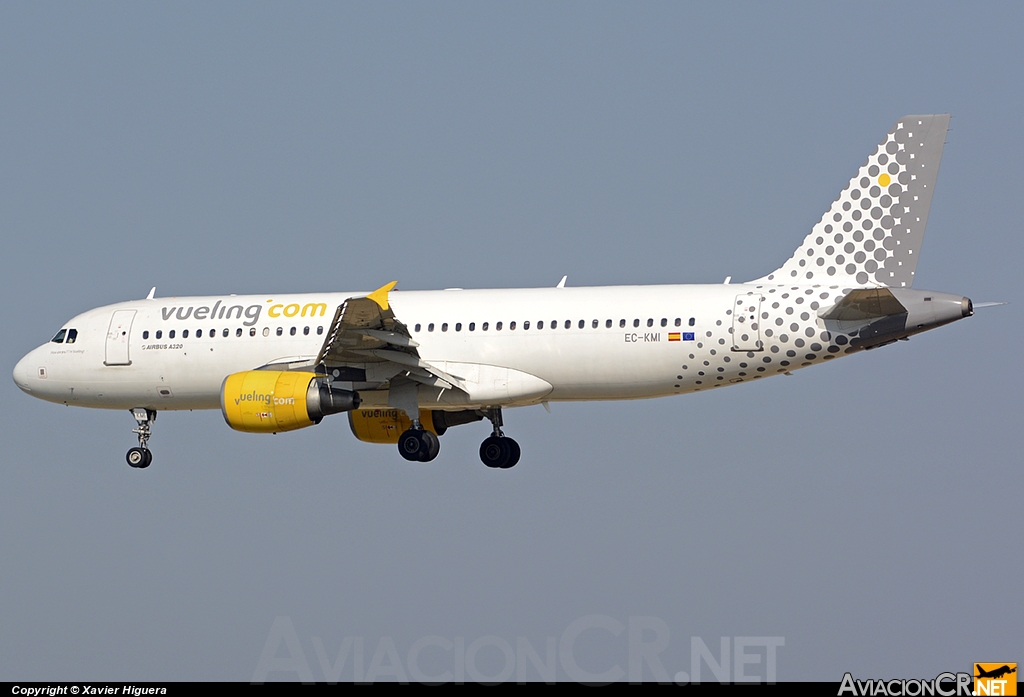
[160,298,328,327]
[234,391,295,407]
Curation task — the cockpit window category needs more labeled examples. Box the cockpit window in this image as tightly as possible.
[51,329,67,344]
[66,329,78,344]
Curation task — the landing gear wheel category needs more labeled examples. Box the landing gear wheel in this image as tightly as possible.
[399,429,440,462]
[480,436,512,469]
[505,438,521,468]
[126,447,151,468]
[479,407,520,469]
[418,430,440,462]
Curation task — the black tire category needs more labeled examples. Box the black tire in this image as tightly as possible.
[139,449,152,469]
[126,447,147,468]
[398,429,424,461]
[418,430,440,462]
[479,436,511,468]
[503,438,521,469]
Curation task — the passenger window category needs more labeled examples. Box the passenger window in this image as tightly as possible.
[66,329,78,344]
[496,322,502,330]
[51,329,67,343]
[660,318,667,327]
[509,321,516,330]
[619,319,626,328]
[156,330,163,339]
[675,318,681,327]
[646,318,653,327]
[442,323,448,332]
[223,328,229,337]
[317,326,323,335]
[303,326,309,335]
[197,329,203,338]
[689,317,695,326]
[290,327,296,336]
[482,322,489,331]
[169,330,176,339]
[428,323,435,332]
[455,323,462,332]
[249,328,256,337]
[537,321,544,330]
[183,329,189,338]
[606,320,612,328]
[469,322,475,331]
[414,323,421,332]
[236,328,243,337]
[566,320,572,329]
[276,327,283,336]
[263,328,270,337]
[591,320,597,329]
[523,321,530,330]
[142,331,149,340]
[633,319,640,328]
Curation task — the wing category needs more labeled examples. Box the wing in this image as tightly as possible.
[315,281,466,392]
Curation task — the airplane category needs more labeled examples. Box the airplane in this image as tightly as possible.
[13,114,976,470]
[975,665,1016,680]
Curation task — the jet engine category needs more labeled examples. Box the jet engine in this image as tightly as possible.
[348,408,483,443]
[221,370,360,433]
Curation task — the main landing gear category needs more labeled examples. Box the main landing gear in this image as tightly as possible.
[126,408,156,469]
[398,420,441,463]
[479,407,520,469]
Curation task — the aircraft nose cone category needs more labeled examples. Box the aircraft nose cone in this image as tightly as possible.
[13,352,34,393]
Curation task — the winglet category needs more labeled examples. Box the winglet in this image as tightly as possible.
[366,281,398,310]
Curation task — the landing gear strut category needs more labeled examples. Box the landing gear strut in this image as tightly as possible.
[397,416,440,463]
[479,407,520,469]
[126,408,156,469]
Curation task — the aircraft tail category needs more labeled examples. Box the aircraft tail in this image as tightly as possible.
[751,114,950,288]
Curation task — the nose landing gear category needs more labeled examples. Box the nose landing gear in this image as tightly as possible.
[479,407,520,469]
[126,408,156,468]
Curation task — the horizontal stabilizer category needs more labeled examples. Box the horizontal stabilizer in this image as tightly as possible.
[819,288,906,322]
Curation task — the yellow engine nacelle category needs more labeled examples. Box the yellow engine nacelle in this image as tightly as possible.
[221,371,360,433]
[348,408,440,443]
[348,408,485,443]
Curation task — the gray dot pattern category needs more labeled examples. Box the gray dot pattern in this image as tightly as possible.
[678,286,862,391]
[753,115,950,289]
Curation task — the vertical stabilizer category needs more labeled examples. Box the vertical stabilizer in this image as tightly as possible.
[751,114,949,288]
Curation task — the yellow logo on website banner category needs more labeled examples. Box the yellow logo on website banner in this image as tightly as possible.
[975,663,1017,696]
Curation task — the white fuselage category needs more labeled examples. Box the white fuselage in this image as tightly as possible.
[12,283,875,413]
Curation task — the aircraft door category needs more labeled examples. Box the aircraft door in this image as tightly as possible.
[104,310,137,366]
[731,293,763,351]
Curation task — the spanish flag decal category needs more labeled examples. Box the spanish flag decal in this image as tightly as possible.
[669,332,681,341]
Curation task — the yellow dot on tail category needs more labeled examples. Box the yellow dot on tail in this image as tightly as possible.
[879,173,891,186]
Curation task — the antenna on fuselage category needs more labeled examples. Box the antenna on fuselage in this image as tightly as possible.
[146,287,156,300]
[556,275,567,288]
